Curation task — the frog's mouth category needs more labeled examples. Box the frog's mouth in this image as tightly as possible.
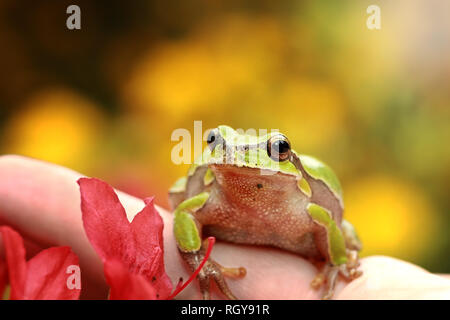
[209,163,295,183]
[209,163,299,198]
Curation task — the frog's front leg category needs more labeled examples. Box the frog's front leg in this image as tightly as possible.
[173,192,246,300]
[307,204,362,299]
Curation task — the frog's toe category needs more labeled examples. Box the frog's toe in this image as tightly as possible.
[338,250,362,280]
[311,261,362,300]
[198,259,241,300]
[339,264,362,280]
[197,271,211,300]
[310,272,326,289]
[310,264,337,298]
[219,265,247,278]
[323,251,362,298]
[322,266,340,300]
[211,266,238,300]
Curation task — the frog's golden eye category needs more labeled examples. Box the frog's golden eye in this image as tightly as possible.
[207,129,219,150]
[267,135,291,161]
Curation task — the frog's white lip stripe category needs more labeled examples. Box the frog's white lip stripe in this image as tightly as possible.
[209,163,295,178]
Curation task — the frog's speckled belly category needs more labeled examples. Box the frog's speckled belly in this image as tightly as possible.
[196,165,329,260]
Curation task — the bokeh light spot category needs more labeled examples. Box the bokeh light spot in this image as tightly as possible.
[344,175,438,262]
[3,88,105,171]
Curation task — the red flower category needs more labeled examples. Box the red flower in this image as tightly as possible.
[0,226,80,300]
[0,259,7,299]
[78,177,214,300]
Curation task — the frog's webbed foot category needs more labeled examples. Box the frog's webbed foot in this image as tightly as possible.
[339,250,363,280]
[181,249,246,300]
[199,258,246,300]
[311,250,362,300]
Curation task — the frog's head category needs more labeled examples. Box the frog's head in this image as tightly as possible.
[183,125,343,206]
[200,125,300,177]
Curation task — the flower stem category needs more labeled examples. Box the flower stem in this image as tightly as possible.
[167,237,215,299]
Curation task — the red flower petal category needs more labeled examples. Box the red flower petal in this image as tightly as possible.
[79,178,174,298]
[25,246,80,300]
[130,197,172,298]
[0,259,7,299]
[0,226,80,300]
[0,226,27,299]
[104,259,156,300]
[78,178,135,263]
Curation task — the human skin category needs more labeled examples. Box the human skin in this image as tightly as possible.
[0,155,449,299]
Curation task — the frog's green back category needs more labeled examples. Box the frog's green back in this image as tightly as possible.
[297,154,343,200]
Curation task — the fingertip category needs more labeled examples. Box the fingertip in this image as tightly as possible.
[335,255,450,299]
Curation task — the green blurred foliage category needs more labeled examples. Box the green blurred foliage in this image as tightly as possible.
[0,0,449,272]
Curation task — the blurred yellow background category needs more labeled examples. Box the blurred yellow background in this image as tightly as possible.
[0,0,449,272]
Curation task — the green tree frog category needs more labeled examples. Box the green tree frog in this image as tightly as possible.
[169,125,362,299]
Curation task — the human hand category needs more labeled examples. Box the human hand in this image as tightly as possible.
[1,155,449,299]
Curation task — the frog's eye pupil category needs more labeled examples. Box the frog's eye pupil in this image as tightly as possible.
[274,140,289,154]
[207,130,219,150]
[207,131,215,144]
[268,135,291,161]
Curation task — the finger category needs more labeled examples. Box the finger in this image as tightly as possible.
[0,155,106,298]
[437,274,450,280]
[4,156,449,300]
[0,155,321,299]
[335,256,450,299]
